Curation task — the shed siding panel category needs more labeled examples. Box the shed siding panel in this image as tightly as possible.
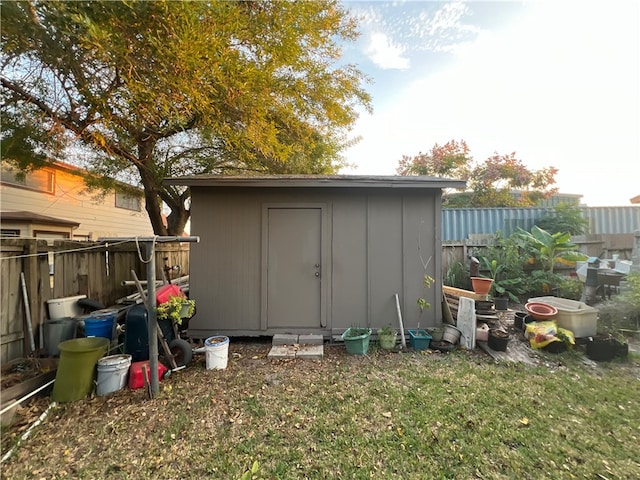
[331,195,368,329]
[402,193,439,328]
[187,186,444,336]
[188,191,262,332]
[367,194,404,328]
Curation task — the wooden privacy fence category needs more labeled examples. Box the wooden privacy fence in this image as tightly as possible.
[1,232,634,363]
[0,238,190,363]
[442,233,635,276]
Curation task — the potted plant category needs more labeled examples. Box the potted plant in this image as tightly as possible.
[488,328,510,351]
[156,295,196,325]
[407,328,432,351]
[377,324,397,350]
[341,327,372,355]
[408,270,435,350]
[478,256,525,305]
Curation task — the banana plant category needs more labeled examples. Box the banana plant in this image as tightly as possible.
[514,225,587,273]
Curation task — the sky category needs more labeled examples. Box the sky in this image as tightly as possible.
[340,0,640,206]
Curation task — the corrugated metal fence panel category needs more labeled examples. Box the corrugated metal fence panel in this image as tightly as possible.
[443,208,547,241]
[442,206,640,241]
[583,207,640,235]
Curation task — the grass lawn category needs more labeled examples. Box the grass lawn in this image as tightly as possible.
[2,341,639,479]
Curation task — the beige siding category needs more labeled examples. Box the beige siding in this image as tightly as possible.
[1,166,153,239]
[188,186,442,337]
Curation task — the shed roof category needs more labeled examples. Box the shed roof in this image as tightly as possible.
[164,174,466,189]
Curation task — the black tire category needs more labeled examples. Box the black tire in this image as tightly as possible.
[168,338,193,367]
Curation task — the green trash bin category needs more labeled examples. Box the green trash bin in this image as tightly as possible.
[52,337,110,402]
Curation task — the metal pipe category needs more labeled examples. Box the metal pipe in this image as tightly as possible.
[1,402,57,464]
[98,236,200,243]
[394,294,407,348]
[20,272,35,353]
[146,242,159,397]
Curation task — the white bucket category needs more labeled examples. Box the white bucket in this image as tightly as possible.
[205,336,229,370]
[47,295,87,320]
[96,354,132,396]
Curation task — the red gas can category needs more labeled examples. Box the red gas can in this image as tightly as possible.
[128,360,168,389]
[155,284,185,305]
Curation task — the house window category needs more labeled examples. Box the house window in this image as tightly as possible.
[0,163,55,193]
[115,191,142,211]
[1,229,20,237]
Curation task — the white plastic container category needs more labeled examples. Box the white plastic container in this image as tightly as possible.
[528,296,598,338]
[205,336,229,370]
[96,354,132,396]
[47,295,87,320]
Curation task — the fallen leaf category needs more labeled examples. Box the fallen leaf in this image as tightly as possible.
[519,417,530,427]
[382,411,392,418]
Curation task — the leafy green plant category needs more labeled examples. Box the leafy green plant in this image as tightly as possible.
[378,324,396,336]
[444,261,470,290]
[535,202,589,235]
[239,461,260,480]
[344,326,371,338]
[557,277,583,301]
[417,274,435,315]
[598,271,640,336]
[156,295,195,325]
[477,252,525,302]
[514,225,587,273]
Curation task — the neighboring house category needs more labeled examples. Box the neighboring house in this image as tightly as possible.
[165,175,465,339]
[631,195,640,205]
[0,211,79,240]
[0,161,153,240]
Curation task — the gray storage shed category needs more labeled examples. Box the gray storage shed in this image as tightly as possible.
[164,175,465,339]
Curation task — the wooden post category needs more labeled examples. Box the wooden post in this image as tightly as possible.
[23,240,39,355]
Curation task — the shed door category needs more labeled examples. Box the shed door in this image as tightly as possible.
[266,208,322,329]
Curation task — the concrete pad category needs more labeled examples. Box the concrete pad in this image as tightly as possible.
[295,345,324,360]
[298,334,323,345]
[272,334,298,346]
[267,345,297,359]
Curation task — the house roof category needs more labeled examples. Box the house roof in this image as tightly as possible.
[164,174,466,189]
[630,194,640,204]
[0,211,80,228]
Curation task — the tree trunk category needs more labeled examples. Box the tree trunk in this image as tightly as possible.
[137,140,167,235]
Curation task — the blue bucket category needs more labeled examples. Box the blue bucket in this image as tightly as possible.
[85,312,115,340]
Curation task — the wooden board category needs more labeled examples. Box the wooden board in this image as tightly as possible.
[443,285,489,301]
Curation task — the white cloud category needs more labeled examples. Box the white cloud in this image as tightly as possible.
[365,31,411,70]
[345,1,640,206]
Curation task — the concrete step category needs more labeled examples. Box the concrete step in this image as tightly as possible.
[268,334,324,360]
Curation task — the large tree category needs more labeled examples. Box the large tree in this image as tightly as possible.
[397,140,558,207]
[1,0,371,234]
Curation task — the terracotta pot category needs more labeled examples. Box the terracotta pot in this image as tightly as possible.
[470,277,493,295]
[525,302,558,320]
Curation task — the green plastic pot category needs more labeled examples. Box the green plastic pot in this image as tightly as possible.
[342,328,372,355]
[377,330,397,350]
